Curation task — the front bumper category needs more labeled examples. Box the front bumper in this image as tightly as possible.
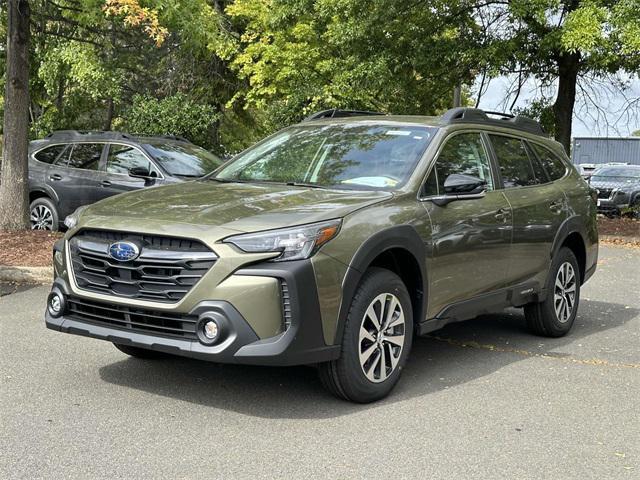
[45,259,340,366]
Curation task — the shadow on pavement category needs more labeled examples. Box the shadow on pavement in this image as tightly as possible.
[98,299,638,419]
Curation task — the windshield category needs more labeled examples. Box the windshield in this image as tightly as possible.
[591,167,640,183]
[143,142,223,177]
[213,124,437,189]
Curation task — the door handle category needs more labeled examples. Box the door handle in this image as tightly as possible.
[100,180,112,187]
[494,208,510,222]
[49,174,62,181]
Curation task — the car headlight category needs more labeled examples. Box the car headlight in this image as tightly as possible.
[224,219,342,262]
[63,205,89,229]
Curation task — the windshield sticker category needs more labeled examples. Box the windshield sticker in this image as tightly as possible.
[385,130,412,136]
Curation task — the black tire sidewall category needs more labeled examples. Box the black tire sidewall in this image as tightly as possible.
[338,268,413,403]
[541,247,581,336]
[29,197,59,231]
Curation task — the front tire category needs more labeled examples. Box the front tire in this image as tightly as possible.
[30,197,59,231]
[524,247,580,337]
[319,268,413,403]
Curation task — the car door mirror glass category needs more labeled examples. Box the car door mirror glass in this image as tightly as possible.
[128,167,152,178]
[443,173,487,195]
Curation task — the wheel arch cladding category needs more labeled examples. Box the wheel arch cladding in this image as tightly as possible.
[334,225,427,344]
[552,216,588,284]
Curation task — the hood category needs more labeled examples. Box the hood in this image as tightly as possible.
[590,178,640,192]
[81,180,392,233]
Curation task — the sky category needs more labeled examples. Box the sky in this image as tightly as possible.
[474,75,640,138]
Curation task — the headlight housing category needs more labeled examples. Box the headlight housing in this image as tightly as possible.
[224,219,342,262]
[63,205,89,230]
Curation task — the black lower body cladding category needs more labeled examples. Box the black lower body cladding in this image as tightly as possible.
[45,259,340,366]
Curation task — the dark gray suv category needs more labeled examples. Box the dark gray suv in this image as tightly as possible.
[29,131,223,230]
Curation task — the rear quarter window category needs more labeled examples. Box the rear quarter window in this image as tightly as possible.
[33,144,67,164]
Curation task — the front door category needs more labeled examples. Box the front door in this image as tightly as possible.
[100,143,164,198]
[421,132,513,318]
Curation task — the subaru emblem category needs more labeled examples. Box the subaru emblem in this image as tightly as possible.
[108,241,140,262]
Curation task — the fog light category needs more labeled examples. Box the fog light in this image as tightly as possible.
[203,320,219,340]
[47,292,65,317]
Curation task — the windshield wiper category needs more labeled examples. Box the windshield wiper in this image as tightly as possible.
[285,181,327,189]
[208,177,247,183]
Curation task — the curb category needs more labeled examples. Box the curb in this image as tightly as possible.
[0,266,53,284]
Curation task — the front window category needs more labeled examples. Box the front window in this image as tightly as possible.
[591,167,640,183]
[213,124,438,189]
[142,142,223,177]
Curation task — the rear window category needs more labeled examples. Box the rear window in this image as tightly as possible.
[530,143,567,181]
[489,135,538,188]
[34,144,67,164]
[66,143,103,170]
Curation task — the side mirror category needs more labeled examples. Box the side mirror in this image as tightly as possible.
[431,174,487,206]
[128,166,152,178]
[443,174,487,195]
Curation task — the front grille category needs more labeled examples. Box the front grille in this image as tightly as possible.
[69,229,217,303]
[597,188,613,199]
[66,297,198,340]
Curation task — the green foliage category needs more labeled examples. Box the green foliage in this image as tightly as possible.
[226,0,477,123]
[633,129,640,136]
[116,94,220,149]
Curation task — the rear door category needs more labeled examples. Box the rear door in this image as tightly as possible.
[421,132,513,317]
[487,134,567,286]
[45,142,107,218]
[100,143,165,196]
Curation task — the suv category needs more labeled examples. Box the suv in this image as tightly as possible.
[589,164,640,217]
[29,131,223,230]
[44,108,598,403]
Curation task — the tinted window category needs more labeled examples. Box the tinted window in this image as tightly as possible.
[525,143,550,183]
[422,133,493,196]
[143,143,223,178]
[106,144,156,175]
[66,143,103,170]
[591,166,640,182]
[34,144,67,164]
[215,124,437,190]
[530,143,567,181]
[489,135,537,188]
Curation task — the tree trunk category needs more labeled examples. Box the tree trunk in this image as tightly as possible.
[552,52,580,154]
[0,0,31,231]
[104,97,114,131]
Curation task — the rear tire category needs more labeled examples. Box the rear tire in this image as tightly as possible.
[319,268,413,403]
[30,197,59,231]
[524,247,580,337]
[113,343,170,359]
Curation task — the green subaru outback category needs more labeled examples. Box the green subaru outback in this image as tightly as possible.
[45,108,598,403]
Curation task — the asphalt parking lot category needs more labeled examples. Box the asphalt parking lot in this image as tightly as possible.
[1,245,638,479]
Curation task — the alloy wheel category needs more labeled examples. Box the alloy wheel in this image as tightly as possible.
[554,262,576,323]
[358,293,405,383]
[31,205,53,230]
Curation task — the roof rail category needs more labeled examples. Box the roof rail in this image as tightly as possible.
[45,130,135,140]
[303,109,385,122]
[441,107,547,136]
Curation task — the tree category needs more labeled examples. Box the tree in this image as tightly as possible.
[633,129,640,136]
[225,0,479,126]
[0,0,31,230]
[468,0,640,153]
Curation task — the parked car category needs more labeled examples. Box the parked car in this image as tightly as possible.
[589,164,640,216]
[29,131,223,230]
[576,163,597,180]
[45,108,598,403]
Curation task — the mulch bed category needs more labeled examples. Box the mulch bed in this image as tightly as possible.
[0,230,63,267]
[0,217,638,268]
